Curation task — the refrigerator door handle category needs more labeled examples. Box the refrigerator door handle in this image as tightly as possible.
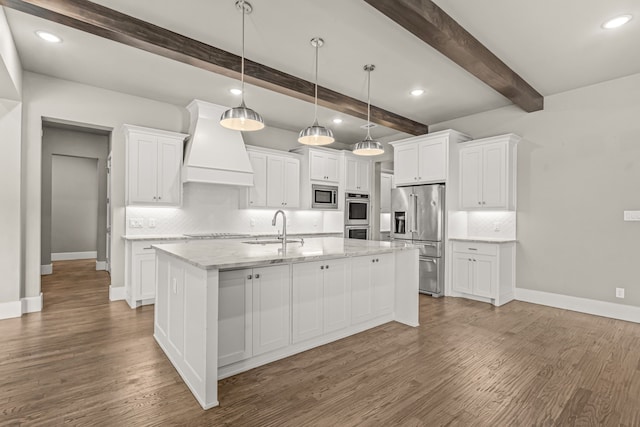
[413,194,419,234]
[408,194,415,233]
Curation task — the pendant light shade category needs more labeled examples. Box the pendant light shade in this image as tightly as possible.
[353,64,384,156]
[220,1,264,131]
[299,37,334,145]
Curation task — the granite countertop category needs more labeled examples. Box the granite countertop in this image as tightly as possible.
[122,232,343,241]
[449,237,517,243]
[153,237,416,270]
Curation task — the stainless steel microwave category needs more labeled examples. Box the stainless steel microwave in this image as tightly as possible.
[311,184,338,209]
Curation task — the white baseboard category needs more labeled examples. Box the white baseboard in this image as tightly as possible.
[51,251,97,261]
[22,293,43,313]
[0,300,22,320]
[109,285,126,301]
[516,288,640,324]
[95,261,107,271]
[41,264,53,275]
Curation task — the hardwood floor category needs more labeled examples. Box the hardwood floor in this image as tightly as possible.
[2,260,640,426]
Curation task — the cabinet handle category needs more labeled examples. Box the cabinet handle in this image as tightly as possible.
[326,265,329,269]
[376,258,379,262]
[255,274,260,279]
[143,246,153,250]
[468,248,477,251]
[372,259,375,263]
[468,258,472,261]
[478,201,481,205]
[482,201,486,205]
[153,196,157,200]
[247,274,252,280]
[158,196,162,200]
[321,266,324,270]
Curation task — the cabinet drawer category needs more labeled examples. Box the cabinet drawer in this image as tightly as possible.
[452,241,497,256]
[132,240,180,255]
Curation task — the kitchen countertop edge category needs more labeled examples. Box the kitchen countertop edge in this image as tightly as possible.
[449,237,518,243]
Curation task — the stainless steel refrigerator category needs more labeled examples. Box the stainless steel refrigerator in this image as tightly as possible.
[391,184,445,296]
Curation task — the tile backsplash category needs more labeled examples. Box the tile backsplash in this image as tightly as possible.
[126,183,342,235]
[449,211,516,239]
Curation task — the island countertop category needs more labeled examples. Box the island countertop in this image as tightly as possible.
[153,237,416,270]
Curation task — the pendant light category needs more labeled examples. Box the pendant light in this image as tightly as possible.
[298,37,334,145]
[353,64,384,156]
[220,0,265,131]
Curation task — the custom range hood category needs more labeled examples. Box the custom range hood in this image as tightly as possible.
[182,99,254,186]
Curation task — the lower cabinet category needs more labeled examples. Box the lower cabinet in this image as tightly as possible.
[218,264,290,367]
[127,239,181,308]
[291,258,349,344]
[451,241,515,306]
[351,253,394,325]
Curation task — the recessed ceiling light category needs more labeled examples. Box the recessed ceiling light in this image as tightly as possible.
[602,15,632,29]
[410,89,425,96]
[229,88,242,95]
[35,30,62,43]
[332,118,343,124]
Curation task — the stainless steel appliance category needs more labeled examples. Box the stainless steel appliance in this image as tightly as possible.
[345,225,369,240]
[391,184,445,296]
[345,192,370,226]
[311,184,339,209]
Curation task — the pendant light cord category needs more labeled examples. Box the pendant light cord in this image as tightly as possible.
[366,67,372,139]
[314,40,319,122]
[240,0,246,105]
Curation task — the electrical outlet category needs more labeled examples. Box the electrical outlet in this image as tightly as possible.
[129,218,143,228]
[250,218,256,228]
[616,288,625,298]
[148,218,156,228]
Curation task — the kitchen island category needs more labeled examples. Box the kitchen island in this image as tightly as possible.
[152,237,419,409]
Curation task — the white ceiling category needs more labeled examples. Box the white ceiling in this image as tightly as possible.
[4,0,640,144]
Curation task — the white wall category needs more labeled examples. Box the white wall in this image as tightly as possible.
[22,72,185,298]
[0,99,22,304]
[0,8,21,100]
[51,155,99,254]
[432,72,640,307]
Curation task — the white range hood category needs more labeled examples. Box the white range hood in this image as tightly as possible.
[182,99,254,186]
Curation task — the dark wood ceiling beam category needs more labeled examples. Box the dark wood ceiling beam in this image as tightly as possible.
[0,0,428,135]
[364,0,544,112]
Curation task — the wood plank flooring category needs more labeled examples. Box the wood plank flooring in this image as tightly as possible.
[1,259,640,426]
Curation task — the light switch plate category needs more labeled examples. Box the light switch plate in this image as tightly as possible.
[624,211,640,221]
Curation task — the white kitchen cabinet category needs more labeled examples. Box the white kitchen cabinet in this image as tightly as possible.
[251,264,291,356]
[247,151,267,208]
[126,239,182,309]
[309,150,339,182]
[243,146,300,209]
[380,172,394,213]
[351,253,395,324]
[390,130,471,186]
[218,269,253,367]
[292,258,349,344]
[124,125,187,206]
[459,134,520,210]
[451,241,515,306]
[345,156,371,192]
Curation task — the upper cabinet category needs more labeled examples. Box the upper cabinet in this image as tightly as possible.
[124,125,188,206]
[243,146,300,209]
[344,156,371,192]
[309,150,339,183]
[390,130,471,186]
[459,134,520,210]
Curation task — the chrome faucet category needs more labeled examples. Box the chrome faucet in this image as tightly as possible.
[272,210,287,243]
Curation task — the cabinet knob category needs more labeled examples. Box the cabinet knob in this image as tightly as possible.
[153,196,157,200]
[250,201,253,204]
[158,196,162,200]
[326,265,329,269]
[482,201,486,205]
[376,258,379,262]
[247,274,252,280]
[321,266,324,270]
[255,274,260,279]
[468,258,472,261]
[372,259,375,263]
[478,201,482,205]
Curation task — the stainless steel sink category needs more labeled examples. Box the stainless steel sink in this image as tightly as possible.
[242,239,300,245]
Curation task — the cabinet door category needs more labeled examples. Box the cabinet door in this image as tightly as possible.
[283,158,300,208]
[372,253,394,316]
[248,151,267,208]
[460,147,483,209]
[451,253,473,294]
[481,143,507,209]
[418,138,447,183]
[156,137,182,205]
[292,262,324,343]
[345,157,358,191]
[167,263,185,355]
[473,255,497,298]
[324,153,340,182]
[350,256,374,324]
[218,269,253,367]
[323,258,349,333]
[266,156,285,208]
[128,134,158,203]
[394,144,419,185]
[252,265,290,356]
[134,253,157,300]
[357,160,370,192]
[380,173,393,213]
[310,151,327,181]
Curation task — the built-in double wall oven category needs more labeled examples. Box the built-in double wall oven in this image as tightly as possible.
[345,192,370,240]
